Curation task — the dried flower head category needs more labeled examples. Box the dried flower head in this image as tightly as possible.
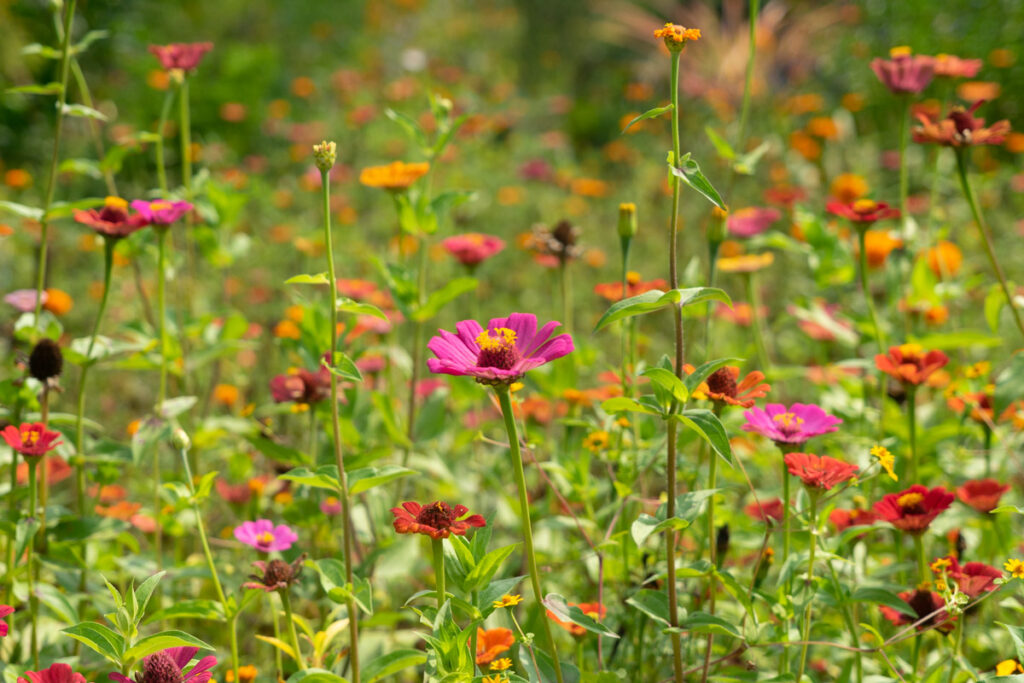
[28,338,63,382]
[244,554,307,592]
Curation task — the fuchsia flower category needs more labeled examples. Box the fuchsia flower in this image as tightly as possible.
[726,207,781,238]
[391,501,486,540]
[0,604,12,637]
[110,648,216,683]
[130,199,193,225]
[148,43,214,72]
[427,313,574,386]
[870,47,935,94]
[441,233,506,267]
[19,664,87,683]
[2,423,63,458]
[73,197,149,239]
[4,289,45,313]
[234,520,298,552]
[784,452,859,490]
[741,403,842,445]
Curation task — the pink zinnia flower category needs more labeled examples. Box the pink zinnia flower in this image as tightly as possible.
[0,604,12,637]
[73,196,149,239]
[18,664,87,683]
[741,403,842,445]
[130,199,193,225]
[148,43,213,72]
[320,497,342,516]
[932,54,982,79]
[233,519,299,552]
[2,423,63,458]
[5,289,46,313]
[427,312,574,386]
[441,233,506,267]
[110,647,215,683]
[727,207,781,238]
[870,48,935,94]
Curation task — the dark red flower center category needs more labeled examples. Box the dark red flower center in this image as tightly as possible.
[415,501,455,530]
[141,652,183,683]
[476,328,520,370]
[705,368,737,398]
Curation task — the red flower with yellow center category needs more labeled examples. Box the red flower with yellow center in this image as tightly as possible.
[826,198,901,224]
[784,452,859,491]
[875,343,949,387]
[1,422,62,458]
[873,484,954,535]
[390,501,486,540]
[879,589,954,632]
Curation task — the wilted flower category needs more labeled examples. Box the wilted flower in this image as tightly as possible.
[690,366,770,408]
[390,501,486,540]
[870,47,935,94]
[784,452,859,490]
[956,478,1010,514]
[148,43,214,73]
[233,520,299,552]
[269,366,332,404]
[475,627,514,665]
[17,664,87,683]
[875,344,949,387]
[73,196,150,239]
[427,313,574,386]
[879,589,954,632]
[912,100,1011,148]
[528,220,582,265]
[244,554,307,592]
[741,403,842,446]
[110,647,216,683]
[2,422,63,458]
[131,199,193,225]
[873,485,954,535]
[441,233,506,267]
[359,161,429,190]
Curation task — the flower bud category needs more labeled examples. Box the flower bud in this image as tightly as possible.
[617,203,637,239]
[28,338,63,382]
[312,140,337,173]
[171,428,191,451]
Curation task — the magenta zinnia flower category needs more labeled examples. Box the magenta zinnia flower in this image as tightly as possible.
[233,519,298,552]
[0,604,13,637]
[441,233,506,267]
[427,313,574,386]
[131,199,193,226]
[2,423,63,458]
[4,289,46,313]
[148,43,214,72]
[19,664,87,683]
[727,207,781,238]
[741,403,841,445]
[870,48,935,94]
[110,647,215,683]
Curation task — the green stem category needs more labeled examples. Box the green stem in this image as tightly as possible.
[898,95,910,230]
[744,272,770,371]
[155,88,176,196]
[619,238,631,398]
[27,459,39,669]
[857,227,887,354]
[432,537,445,610]
[179,78,192,198]
[33,0,76,329]
[229,613,241,683]
[780,451,791,675]
[270,594,284,678]
[914,534,928,587]
[908,387,918,482]
[827,561,863,681]
[946,617,964,683]
[320,169,360,682]
[699,449,719,683]
[736,0,760,151]
[280,589,306,670]
[470,590,479,675]
[156,228,170,405]
[495,387,563,683]
[796,494,819,683]
[954,150,1024,338]
[560,260,573,336]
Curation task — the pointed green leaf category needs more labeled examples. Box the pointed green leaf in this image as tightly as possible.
[335,297,387,320]
[348,465,416,495]
[673,409,733,465]
[626,589,672,626]
[541,594,618,638]
[641,367,688,403]
[669,155,726,209]
[285,272,330,285]
[594,288,731,332]
[621,104,674,133]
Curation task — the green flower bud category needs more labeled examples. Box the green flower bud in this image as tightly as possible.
[617,203,637,239]
[313,140,337,173]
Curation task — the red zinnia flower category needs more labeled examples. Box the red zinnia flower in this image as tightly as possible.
[390,501,486,540]
[73,196,149,239]
[547,601,607,636]
[829,508,878,532]
[148,42,213,72]
[956,478,1010,514]
[17,663,87,683]
[745,497,784,523]
[879,589,954,632]
[873,484,954,535]
[784,452,859,490]
[2,422,62,458]
[912,100,1011,148]
[826,198,900,225]
[936,555,1000,598]
[874,344,949,387]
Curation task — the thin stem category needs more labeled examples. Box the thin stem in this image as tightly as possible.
[736,0,760,151]
[560,261,573,336]
[33,0,76,329]
[954,151,1024,337]
[280,589,306,670]
[796,494,819,683]
[432,537,446,610]
[857,227,887,354]
[320,168,360,682]
[470,590,479,675]
[229,614,241,683]
[495,387,563,683]
[27,459,39,669]
[908,387,918,482]
[914,534,928,587]
[780,451,791,675]
[270,594,284,678]
[898,95,910,229]
[827,561,863,680]
[743,272,770,371]
[179,78,192,198]
[699,449,719,683]
[946,617,964,683]
[156,228,170,405]
[155,88,176,196]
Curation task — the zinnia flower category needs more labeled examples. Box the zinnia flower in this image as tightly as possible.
[233,520,298,552]
[148,43,213,72]
[936,555,1000,598]
[0,604,12,637]
[912,100,1011,148]
[873,485,954,535]
[110,647,216,683]
[741,403,842,446]
[359,161,429,190]
[862,230,904,268]
[131,199,193,225]
[269,365,332,404]
[875,344,949,387]
[475,627,515,665]
[653,23,701,50]
[956,478,1010,514]
[426,313,574,386]
[870,47,935,94]
[5,289,46,313]
[243,555,306,592]
[390,501,485,540]
[547,601,607,636]
[528,220,581,266]
[18,664,87,683]
[717,252,774,273]
[932,54,983,79]
[784,452,859,491]
[2,423,63,458]
[441,233,505,267]
[690,366,770,408]
[726,207,781,238]
[879,589,954,632]
[593,272,667,302]
[829,507,878,532]
[73,196,150,239]
[826,198,900,224]
[744,497,784,523]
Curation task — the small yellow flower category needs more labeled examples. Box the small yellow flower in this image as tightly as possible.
[930,557,952,574]
[871,445,898,482]
[583,430,610,453]
[965,361,990,379]
[489,658,513,672]
[492,594,523,609]
[482,676,506,683]
[997,660,1024,676]
[510,381,525,393]
[1004,558,1024,579]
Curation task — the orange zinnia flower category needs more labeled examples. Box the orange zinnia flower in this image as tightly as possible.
[874,344,949,386]
[547,601,607,636]
[359,161,429,190]
[475,627,514,665]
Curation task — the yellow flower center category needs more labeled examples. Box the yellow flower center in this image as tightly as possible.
[773,412,804,429]
[626,271,641,285]
[897,492,924,509]
[898,343,923,358]
[853,198,878,213]
[256,531,275,546]
[21,429,39,446]
[889,46,912,58]
[476,327,517,352]
[104,196,128,209]
[150,201,172,211]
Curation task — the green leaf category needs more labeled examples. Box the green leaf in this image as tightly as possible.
[15,517,41,562]
[541,594,619,638]
[669,154,726,210]
[145,600,225,624]
[704,126,735,160]
[600,396,662,416]
[348,465,416,495]
[363,649,428,683]
[849,587,916,617]
[384,108,429,150]
[43,197,106,220]
[621,104,674,133]
[22,43,62,59]
[287,670,349,683]
[680,611,741,638]
[641,367,688,403]
[35,584,79,625]
[683,357,744,395]
[985,284,1007,333]
[673,409,733,465]
[626,589,671,626]
[323,351,362,383]
[245,434,311,467]
[594,288,731,332]
[1000,622,1024,664]
[0,200,44,220]
[733,141,771,175]
[285,272,330,285]
[370,392,412,448]
[279,465,341,492]
[911,330,1002,350]
[463,543,517,593]
[411,277,477,322]
[133,571,165,619]
[61,103,108,121]
[62,622,124,663]
[157,396,197,419]
[5,82,62,95]
[335,297,387,320]
[123,631,214,663]
[631,489,719,546]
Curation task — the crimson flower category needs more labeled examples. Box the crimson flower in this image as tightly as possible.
[73,196,149,239]
[829,508,878,532]
[18,664,86,683]
[870,48,935,94]
[826,198,900,225]
[873,485,954,535]
[390,501,485,540]
[148,43,213,72]
[913,100,1011,148]
[956,478,1010,514]
[879,589,954,632]
[784,452,859,491]
[110,648,215,683]
[441,233,505,267]
[0,604,12,637]
[2,423,62,458]
[934,555,1000,598]
[874,344,949,387]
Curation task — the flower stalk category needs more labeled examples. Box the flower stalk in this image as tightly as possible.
[431,537,446,610]
[279,589,306,670]
[796,493,820,683]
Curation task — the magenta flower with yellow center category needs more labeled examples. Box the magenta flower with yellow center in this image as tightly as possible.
[741,403,842,445]
[427,313,574,386]
[870,46,935,94]
[233,519,298,552]
[131,199,193,225]
[148,43,214,73]
[441,233,506,267]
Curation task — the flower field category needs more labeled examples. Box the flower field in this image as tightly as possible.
[2,1,1024,681]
